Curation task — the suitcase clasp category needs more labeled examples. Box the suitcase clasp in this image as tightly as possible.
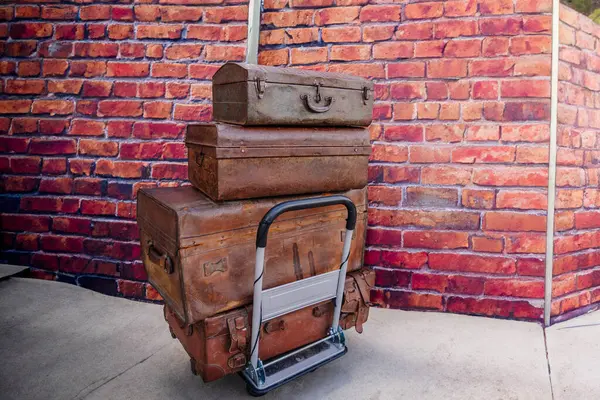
[301,82,333,113]
[255,78,265,99]
[362,86,370,105]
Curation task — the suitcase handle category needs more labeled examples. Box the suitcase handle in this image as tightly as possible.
[147,242,174,274]
[301,82,333,113]
[249,195,357,370]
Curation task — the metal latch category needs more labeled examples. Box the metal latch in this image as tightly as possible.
[255,78,265,99]
[362,86,370,105]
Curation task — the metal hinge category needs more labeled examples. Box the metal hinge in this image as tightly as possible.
[362,86,370,105]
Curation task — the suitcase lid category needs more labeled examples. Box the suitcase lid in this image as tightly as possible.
[212,62,374,92]
[185,123,371,158]
[137,186,367,256]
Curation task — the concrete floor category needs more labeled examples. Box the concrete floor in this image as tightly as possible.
[0,277,598,400]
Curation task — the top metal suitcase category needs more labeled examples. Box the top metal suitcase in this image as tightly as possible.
[211,63,374,127]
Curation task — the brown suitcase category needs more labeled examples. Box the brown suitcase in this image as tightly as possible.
[137,186,368,325]
[164,268,375,382]
[211,63,374,127]
[185,123,371,201]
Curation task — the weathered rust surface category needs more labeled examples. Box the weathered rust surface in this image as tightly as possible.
[164,268,375,383]
[212,63,374,127]
[138,186,368,324]
[186,123,371,201]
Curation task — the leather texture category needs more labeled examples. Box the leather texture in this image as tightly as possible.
[164,268,375,382]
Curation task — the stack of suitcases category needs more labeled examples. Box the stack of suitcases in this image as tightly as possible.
[136,63,375,394]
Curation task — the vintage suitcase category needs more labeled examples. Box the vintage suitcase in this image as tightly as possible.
[185,123,371,201]
[164,268,375,383]
[138,186,368,325]
[211,63,374,127]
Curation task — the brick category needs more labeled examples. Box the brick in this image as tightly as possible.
[405,2,442,19]
[383,125,423,142]
[470,58,515,77]
[382,166,420,183]
[452,146,515,164]
[9,156,40,173]
[417,103,439,119]
[366,229,402,247]
[48,80,83,95]
[69,61,105,78]
[430,253,516,274]
[18,61,40,77]
[39,177,73,195]
[161,6,203,22]
[516,0,552,12]
[143,101,172,119]
[120,43,145,59]
[368,186,402,207]
[107,62,149,78]
[484,211,546,232]
[497,190,547,210]
[575,211,600,229]
[10,23,52,39]
[375,269,411,288]
[385,291,443,311]
[151,163,187,179]
[556,189,583,209]
[73,178,104,196]
[370,144,408,163]
[390,82,424,100]
[428,59,467,78]
[369,209,478,230]
[472,236,504,253]
[173,104,212,121]
[425,124,465,143]
[472,81,498,100]
[483,37,510,57]
[137,24,183,39]
[411,273,448,293]
[204,6,248,23]
[0,100,32,114]
[405,187,458,207]
[263,10,314,27]
[165,44,203,60]
[20,197,79,213]
[422,165,472,185]
[523,16,551,33]
[359,5,399,22]
[6,41,37,57]
[444,39,481,58]
[480,0,514,14]
[2,176,39,192]
[510,36,551,55]
[2,214,50,232]
[96,160,146,179]
[98,101,142,118]
[30,139,76,155]
[331,45,371,61]
[473,167,548,187]
[41,235,84,254]
[42,158,67,175]
[69,159,94,176]
[409,146,451,163]
[362,25,395,42]
[435,20,478,39]
[80,5,110,20]
[5,79,45,95]
[166,82,190,99]
[480,17,522,36]
[79,139,119,157]
[328,63,385,78]
[485,279,544,299]
[501,124,549,142]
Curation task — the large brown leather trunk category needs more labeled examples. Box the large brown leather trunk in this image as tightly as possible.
[137,186,367,325]
[185,123,371,201]
[164,268,374,383]
[211,63,374,127]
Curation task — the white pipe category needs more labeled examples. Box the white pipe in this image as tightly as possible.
[544,0,561,327]
[245,0,261,64]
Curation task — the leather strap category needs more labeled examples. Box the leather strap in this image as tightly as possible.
[227,314,248,354]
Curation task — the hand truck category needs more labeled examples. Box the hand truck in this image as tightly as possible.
[241,195,357,396]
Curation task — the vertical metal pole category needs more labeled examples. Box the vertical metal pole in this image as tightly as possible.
[245,0,261,64]
[331,229,354,330]
[250,247,265,368]
[544,0,560,327]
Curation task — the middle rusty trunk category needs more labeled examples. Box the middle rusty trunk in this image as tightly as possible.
[137,186,368,325]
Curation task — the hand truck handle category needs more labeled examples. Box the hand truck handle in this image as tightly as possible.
[255,195,357,248]
[249,195,357,371]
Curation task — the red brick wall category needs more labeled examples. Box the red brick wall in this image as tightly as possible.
[552,5,600,319]
[0,1,248,299]
[256,0,553,320]
[1,0,556,320]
